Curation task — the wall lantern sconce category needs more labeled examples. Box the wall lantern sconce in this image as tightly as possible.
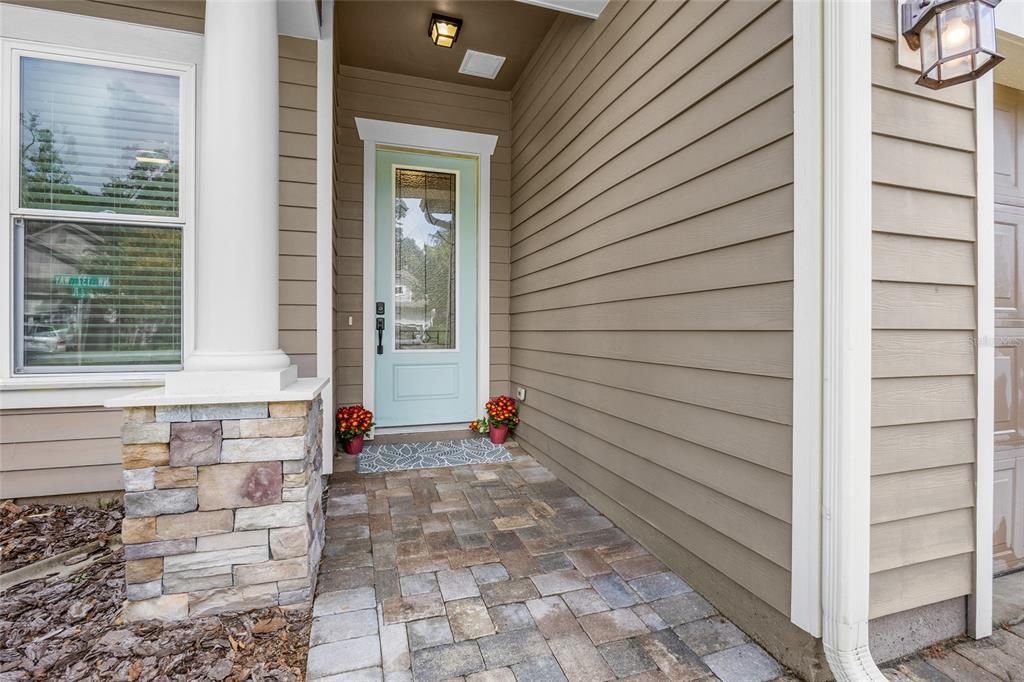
[429,13,462,48]
[902,0,1003,89]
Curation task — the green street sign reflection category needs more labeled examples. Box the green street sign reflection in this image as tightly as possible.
[53,274,111,298]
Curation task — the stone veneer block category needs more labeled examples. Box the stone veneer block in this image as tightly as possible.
[191,403,268,421]
[125,593,188,622]
[163,568,233,594]
[220,436,305,462]
[123,443,170,469]
[234,502,306,530]
[163,545,269,573]
[195,529,268,551]
[125,488,197,518]
[269,401,306,418]
[198,461,282,510]
[126,558,163,584]
[222,420,241,439]
[122,517,157,544]
[233,557,308,586]
[155,510,234,540]
[156,405,191,422]
[122,422,170,445]
[154,466,198,489]
[270,525,310,559]
[239,417,306,438]
[124,406,155,423]
[124,538,196,560]
[189,583,279,617]
[169,421,222,466]
[126,579,163,601]
[123,468,155,492]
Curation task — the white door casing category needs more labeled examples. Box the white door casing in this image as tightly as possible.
[355,118,497,433]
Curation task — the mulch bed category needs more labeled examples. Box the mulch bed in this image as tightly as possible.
[0,502,312,681]
[1,501,122,573]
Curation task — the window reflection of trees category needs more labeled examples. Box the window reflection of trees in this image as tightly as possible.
[16,58,182,370]
[394,168,457,350]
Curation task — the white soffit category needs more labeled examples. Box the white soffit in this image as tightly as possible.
[459,50,507,80]
[278,0,320,39]
[515,0,608,20]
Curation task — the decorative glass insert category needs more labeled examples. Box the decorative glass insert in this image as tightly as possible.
[393,168,457,350]
[16,218,182,371]
[19,56,181,216]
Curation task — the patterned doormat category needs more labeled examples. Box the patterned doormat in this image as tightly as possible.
[355,438,512,474]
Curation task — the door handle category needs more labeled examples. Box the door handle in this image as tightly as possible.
[376,316,385,355]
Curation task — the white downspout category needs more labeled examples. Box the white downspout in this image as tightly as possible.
[821,0,886,679]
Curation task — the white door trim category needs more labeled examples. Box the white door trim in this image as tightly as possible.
[355,118,497,432]
[970,73,995,640]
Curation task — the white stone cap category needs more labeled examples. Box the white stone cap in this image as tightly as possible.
[104,377,329,408]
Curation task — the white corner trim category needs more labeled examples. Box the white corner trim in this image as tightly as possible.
[316,0,335,473]
[278,0,321,40]
[791,0,824,639]
[355,118,497,431]
[821,0,884,679]
[970,73,995,640]
[514,0,609,19]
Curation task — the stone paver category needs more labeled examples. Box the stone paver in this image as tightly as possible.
[307,452,790,681]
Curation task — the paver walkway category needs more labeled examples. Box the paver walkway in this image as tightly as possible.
[305,450,791,681]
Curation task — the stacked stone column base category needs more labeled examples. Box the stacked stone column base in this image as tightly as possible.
[118,395,325,621]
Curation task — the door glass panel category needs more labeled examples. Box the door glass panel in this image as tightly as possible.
[394,167,456,350]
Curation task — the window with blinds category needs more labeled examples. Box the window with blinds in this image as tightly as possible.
[13,53,185,373]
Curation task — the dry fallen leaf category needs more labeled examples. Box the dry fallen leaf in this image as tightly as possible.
[251,616,287,634]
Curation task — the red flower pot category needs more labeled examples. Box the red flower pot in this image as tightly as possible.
[343,434,364,455]
[489,424,509,445]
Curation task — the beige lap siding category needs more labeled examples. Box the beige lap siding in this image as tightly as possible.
[508,0,795,621]
[0,1,319,499]
[332,57,513,409]
[868,1,978,619]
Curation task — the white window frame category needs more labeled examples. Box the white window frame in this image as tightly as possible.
[0,5,201,409]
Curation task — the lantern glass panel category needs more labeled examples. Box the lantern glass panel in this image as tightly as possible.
[937,2,975,58]
[920,13,940,74]
[978,2,997,51]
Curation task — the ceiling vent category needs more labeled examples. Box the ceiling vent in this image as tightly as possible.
[458,50,506,80]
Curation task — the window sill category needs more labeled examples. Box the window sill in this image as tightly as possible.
[0,373,167,410]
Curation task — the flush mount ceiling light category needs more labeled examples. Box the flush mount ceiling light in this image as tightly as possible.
[429,13,462,48]
[902,0,1003,89]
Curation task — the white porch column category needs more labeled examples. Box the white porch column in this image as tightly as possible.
[172,0,294,393]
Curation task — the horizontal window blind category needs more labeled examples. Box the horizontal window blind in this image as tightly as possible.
[18,218,182,371]
[19,56,181,217]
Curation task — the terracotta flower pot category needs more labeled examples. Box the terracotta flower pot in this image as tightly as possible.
[489,424,509,445]
[343,434,364,455]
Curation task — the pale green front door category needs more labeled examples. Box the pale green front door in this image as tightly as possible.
[374,148,478,427]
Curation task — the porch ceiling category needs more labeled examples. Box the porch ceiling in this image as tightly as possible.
[336,0,561,91]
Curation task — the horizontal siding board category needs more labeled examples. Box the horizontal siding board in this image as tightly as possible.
[873,135,976,197]
[872,233,976,286]
[871,464,975,524]
[512,365,792,473]
[872,330,976,378]
[873,184,976,241]
[511,330,793,378]
[511,348,792,424]
[1,409,121,444]
[3,465,123,498]
[872,420,976,475]
[870,508,975,573]
[871,376,976,427]
[869,553,973,619]
[872,282,976,330]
